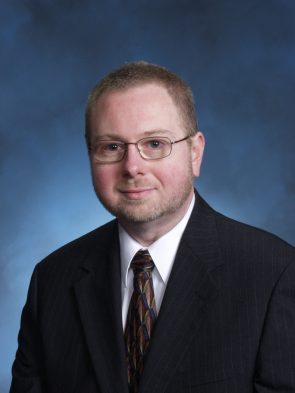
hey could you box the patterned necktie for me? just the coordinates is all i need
[124,249,157,393]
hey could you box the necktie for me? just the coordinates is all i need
[124,249,157,393]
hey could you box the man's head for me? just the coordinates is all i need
[85,61,199,148]
[86,62,205,239]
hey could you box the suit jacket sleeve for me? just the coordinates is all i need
[10,265,46,393]
[254,260,295,391]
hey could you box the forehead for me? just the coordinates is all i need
[89,83,185,137]
[96,83,177,114]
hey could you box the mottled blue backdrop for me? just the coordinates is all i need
[1,0,295,391]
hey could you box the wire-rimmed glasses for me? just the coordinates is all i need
[89,135,191,163]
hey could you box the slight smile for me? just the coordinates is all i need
[119,188,156,200]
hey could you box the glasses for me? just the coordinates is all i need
[89,135,191,163]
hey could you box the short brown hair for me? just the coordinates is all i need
[85,61,199,146]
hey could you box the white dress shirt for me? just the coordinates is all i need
[120,194,195,329]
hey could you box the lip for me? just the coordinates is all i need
[119,188,155,200]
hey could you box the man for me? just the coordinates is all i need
[10,62,295,393]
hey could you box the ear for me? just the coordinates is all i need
[190,132,205,177]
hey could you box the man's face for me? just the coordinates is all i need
[88,83,204,229]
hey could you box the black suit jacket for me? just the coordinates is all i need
[10,192,295,393]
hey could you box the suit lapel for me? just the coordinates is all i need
[140,193,224,393]
[73,223,129,393]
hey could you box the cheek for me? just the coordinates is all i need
[155,162,190,187]
[91,166,116,192]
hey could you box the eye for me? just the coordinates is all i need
[98,141,124,153]
[145,139,166,149]
[103,142,120,151]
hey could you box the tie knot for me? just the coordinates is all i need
[131,249,154,274]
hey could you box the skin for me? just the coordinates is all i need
[88,83,205,246]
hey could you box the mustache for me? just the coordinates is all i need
[118,181,155,191]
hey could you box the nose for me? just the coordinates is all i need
[121,143,145,177]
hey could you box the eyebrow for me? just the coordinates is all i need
[142,129,174,137]
[92,129,175,141]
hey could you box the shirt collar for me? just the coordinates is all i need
[119,194,195,287]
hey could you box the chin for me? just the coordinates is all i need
[117,209,160,224]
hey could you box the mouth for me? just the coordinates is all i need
[119,187,155,200]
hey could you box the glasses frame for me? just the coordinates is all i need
[89,135,191,163]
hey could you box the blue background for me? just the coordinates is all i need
[1,0,295,391]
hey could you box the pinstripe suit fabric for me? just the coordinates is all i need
[10,191,295,393]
